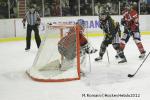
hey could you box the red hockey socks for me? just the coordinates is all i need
[136,42,145,54]
[120,42,125,51]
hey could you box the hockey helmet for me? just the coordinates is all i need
[76,19,86,28]
[99,9,110,21]
[124,3,131,10]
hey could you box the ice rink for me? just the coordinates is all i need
[0,35,150,100]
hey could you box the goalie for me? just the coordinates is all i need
[57,19,97,72]
[58,19,97,60]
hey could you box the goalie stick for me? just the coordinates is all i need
[128,52,150,78]
[85,28,92,73]
[102,30,110,64]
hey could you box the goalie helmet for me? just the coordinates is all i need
[76,19,86,28]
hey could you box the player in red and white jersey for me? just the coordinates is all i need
[120,4,146,58]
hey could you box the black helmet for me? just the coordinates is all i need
[99,9,110,21]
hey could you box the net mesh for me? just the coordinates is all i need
[27,24,81,82]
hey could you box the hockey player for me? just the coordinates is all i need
[120,4,146,58]
[58,19,97,60]
[95,10,127,63]
[58,19,97,72]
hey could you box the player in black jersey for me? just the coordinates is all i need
[95,9,127,63]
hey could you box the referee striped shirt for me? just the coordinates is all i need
[23,10,40,26]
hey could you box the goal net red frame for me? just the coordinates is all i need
[26,23,82,82]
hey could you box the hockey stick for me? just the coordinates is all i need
[102,31,110,64]
[106,50,110,64]
[85,29,92,73]
[128,52,150,78]
[88,52,92,73]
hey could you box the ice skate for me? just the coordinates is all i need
[139,51,146,59]
[115,54,119,59]
[25,48,30,52]
[95,56,103,61]
[118,58,127,63]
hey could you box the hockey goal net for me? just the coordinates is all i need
[26,23,81,82]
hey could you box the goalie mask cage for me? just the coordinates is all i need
[26,24,81,82]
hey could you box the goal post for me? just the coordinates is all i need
[26,23,82,82]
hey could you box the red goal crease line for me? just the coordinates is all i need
[26,71,80,82]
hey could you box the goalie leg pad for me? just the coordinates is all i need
[58,33,76,60]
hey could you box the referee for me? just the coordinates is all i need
[22,4,41,51]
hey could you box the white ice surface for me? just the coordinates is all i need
[0,36,150,100]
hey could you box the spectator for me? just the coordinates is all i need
[140,1,147,14]
[146,4,150,14]
[95,2,101,15]
[0,2,8,18]
[69,0,78,16]
[10,0,17,18]
[80,0,92,15]
[51,2,60,16]
[44,4,50,16]
[61,0,70,16]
